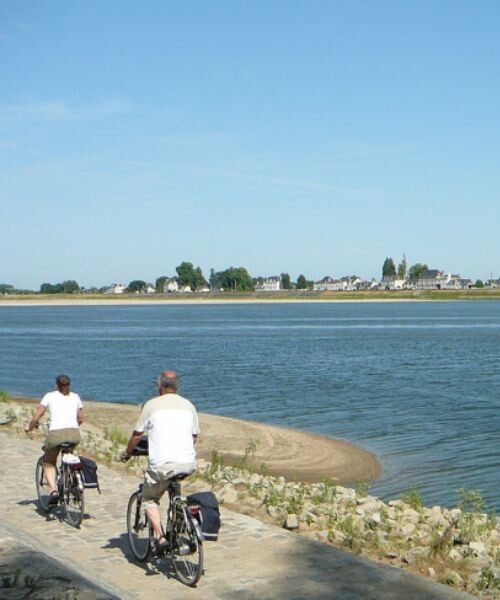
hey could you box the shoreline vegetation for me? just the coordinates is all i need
[1,395,498,597]
[1,288,500,305]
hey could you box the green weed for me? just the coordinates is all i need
[356,480,370,497]
[478,566,500,591]
[457,487,486,541]
[104,427,128,445]
[2,569,21,588]
[401,489,424,511]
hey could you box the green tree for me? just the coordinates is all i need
[296,274,308,289]
[0,284,15,294]
[127,280,147,293]
[155,276,168,293]
[382,257,396,277]
[61,280,80,294]
[218,267,253,291]
[281,273,292,290]
[397,254,407,279]
[175,262,207,291]
[475,279,484,288]
[40,282,62,294]
[209,268,223,291]
[408,263,428,280]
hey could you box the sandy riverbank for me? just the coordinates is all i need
[14,397,380,484]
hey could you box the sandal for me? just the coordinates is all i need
[48,491,59,506]
[153,537,169,554]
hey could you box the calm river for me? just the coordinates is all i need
[1,300,498,510]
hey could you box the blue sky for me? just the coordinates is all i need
[1,1,499,289]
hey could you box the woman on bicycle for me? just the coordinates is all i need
[26,374,84,504]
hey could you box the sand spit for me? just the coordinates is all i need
[13,396,380,484]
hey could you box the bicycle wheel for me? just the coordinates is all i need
[127,491,151,561]
[62,469,84,528]
[35,457,51,511]
[171,510,203,587]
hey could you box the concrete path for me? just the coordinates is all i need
[0,430,476,599]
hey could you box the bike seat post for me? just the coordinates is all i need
[171,481,181,498]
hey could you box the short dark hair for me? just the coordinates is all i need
[56,374,71,386]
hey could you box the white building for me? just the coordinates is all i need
[313,277,344,291]
[413,270,450,290]
[485,279,500,289]
[255,276,282,292]
[443,275,472,290]
[163,278,179,293]
[105,283,127,295]
[380,276,407,291]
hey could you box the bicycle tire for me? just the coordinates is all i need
[62,468,84,528]
[35,456,51,512]
[170,509,203,587]
[127,491,151,561]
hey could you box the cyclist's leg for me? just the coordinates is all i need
[142,468,169,542]
[44,428,81,495]
[144,463,195,543]
[42,440,59,495]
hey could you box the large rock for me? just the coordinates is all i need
[284,514,299,530]
[218,486,238,504]
[402,546,428,566]
[469,541,487,557]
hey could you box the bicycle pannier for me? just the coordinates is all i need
[79,456,101,493]
[187,491,220,541]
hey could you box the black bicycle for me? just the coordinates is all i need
[126,455,204,586]
[35,442,85,528]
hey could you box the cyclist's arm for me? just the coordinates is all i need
[122,430,144,460]
[77,407,84,426]
[26,404,46,432]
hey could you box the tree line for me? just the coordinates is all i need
[0,261,314,295]
[0,257,487,295]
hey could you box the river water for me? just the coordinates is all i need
[1,300,498,510]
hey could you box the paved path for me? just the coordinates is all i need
[0,430,476,599]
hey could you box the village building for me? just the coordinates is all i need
[254,276,282,292]
[313,277,344,291]
[104,283,127,295]
[380,276,407,291]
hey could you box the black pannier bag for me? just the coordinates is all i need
[79,456,101,493]
[187,491,220,541]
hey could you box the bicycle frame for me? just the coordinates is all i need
[36,443,85,527]
[127,477,204,586]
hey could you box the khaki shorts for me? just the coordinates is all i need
[142,462,195,507]
[43,428,80,465]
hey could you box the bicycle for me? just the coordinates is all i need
[126,458,204,587]
[35,442,85,528]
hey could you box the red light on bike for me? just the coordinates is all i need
[189,506,201,515]
[70,463,82,471]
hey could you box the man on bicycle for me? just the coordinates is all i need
[121,370,200,553]
[26,374,84,504]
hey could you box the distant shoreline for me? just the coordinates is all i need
[1,288,499,306]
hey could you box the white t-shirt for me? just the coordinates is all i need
[135,393,200,469]
[40,390,82,431]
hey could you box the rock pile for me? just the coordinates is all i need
[199,460,499,598]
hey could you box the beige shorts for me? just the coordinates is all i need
[142,462,195,507]
[43,428,80,466]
